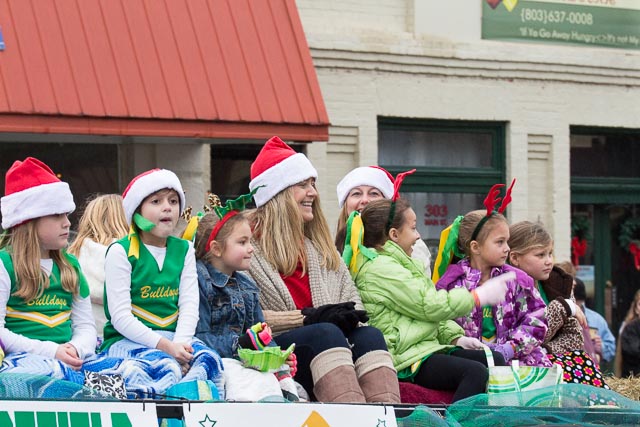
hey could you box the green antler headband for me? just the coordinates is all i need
[204,187,262,252]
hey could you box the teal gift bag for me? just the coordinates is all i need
[484,346,562,406]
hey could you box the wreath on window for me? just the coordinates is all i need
[619,217,640,271]
[571,215,590,266]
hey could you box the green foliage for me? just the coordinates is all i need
[619,217,640,252]
[571,215,591,240]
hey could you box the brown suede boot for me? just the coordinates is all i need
[310,347,366,403]
[355,350,401,403]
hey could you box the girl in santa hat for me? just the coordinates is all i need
[246,136,400,403]
[335,166,432,277]
[0,157,96,384]
[87,168,224,398]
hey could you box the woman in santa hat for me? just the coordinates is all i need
[247,136,400,403]
[0,157,96,384]
[335,166,431,277]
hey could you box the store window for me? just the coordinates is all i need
[570,127,640,329]
[0,142,119,229]
[210,142,308,202]
[378,118,506,263]
[571,133,640,179]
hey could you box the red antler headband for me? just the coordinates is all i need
[470,179,516,241]
[386,169,416,231]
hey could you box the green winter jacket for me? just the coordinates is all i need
[352,240,475,371]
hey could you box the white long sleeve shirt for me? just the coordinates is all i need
[104,241,199,349]
[0,258,96,359]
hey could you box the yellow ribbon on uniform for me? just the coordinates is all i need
[181,216,200,242]
[348,214,365,274]
[127,224,140,259]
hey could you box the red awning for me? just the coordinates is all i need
[0,0,328,142]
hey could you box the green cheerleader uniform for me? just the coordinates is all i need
[101,235,188,351]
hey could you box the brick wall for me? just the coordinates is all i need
[295,0,640,262]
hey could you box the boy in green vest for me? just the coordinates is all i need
[89,168,223,398]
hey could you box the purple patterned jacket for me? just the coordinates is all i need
[436,259,551,367]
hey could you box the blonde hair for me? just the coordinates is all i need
[508,221,553,257]
[68,194,129,256]
[457,209,508,257]
[251,187,340,276]
[194,211,249,262]
[0,221,79,302]
[555,260,576,278]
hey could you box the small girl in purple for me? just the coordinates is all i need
[434,181,551,367]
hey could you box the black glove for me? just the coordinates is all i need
[302,302,368,336]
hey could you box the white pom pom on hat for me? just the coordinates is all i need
[1,157,75,229]
[249,136,317,207]
[122,168,185,225]
[336,166,394,208]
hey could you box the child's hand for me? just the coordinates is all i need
[592,334,603,355]
[238,322,273,350]
[574,305,588,328]
[180,362,190,376]
[472,272,515,306]
[285,352,297,377]
[55,343,83,370]
[157,338,194,364]
[452,336,484,350]
[261,323,272,340]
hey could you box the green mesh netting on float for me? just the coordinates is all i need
[0,373,117,400]
[446,383,640,427]
[396,405,449,427]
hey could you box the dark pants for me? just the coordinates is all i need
[411,348,505,402]
[276,323,387,399]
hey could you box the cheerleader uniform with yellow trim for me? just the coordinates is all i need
[0,249,95,383]
[90,234,223,398]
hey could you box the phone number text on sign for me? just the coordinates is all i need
[520,8,594,25]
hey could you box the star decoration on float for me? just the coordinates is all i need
[199,414,217,427]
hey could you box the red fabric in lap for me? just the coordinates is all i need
[398,381,454,404]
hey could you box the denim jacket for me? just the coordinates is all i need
[195,259,265,358]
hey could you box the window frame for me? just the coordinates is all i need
[570,126,640,204]
[378,117,506,194]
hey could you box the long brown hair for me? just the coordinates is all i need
[68,194,129,256]
[1,221,79,302]
[250,186,340,276]
[361,198,411,250]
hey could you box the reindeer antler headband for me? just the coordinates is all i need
[386,168,417,232]
[470,179,516,241]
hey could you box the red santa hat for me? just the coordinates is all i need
[1,157,76,229]
[336,166,394,208]
[122,168,185,225]
[249,136,317,207]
